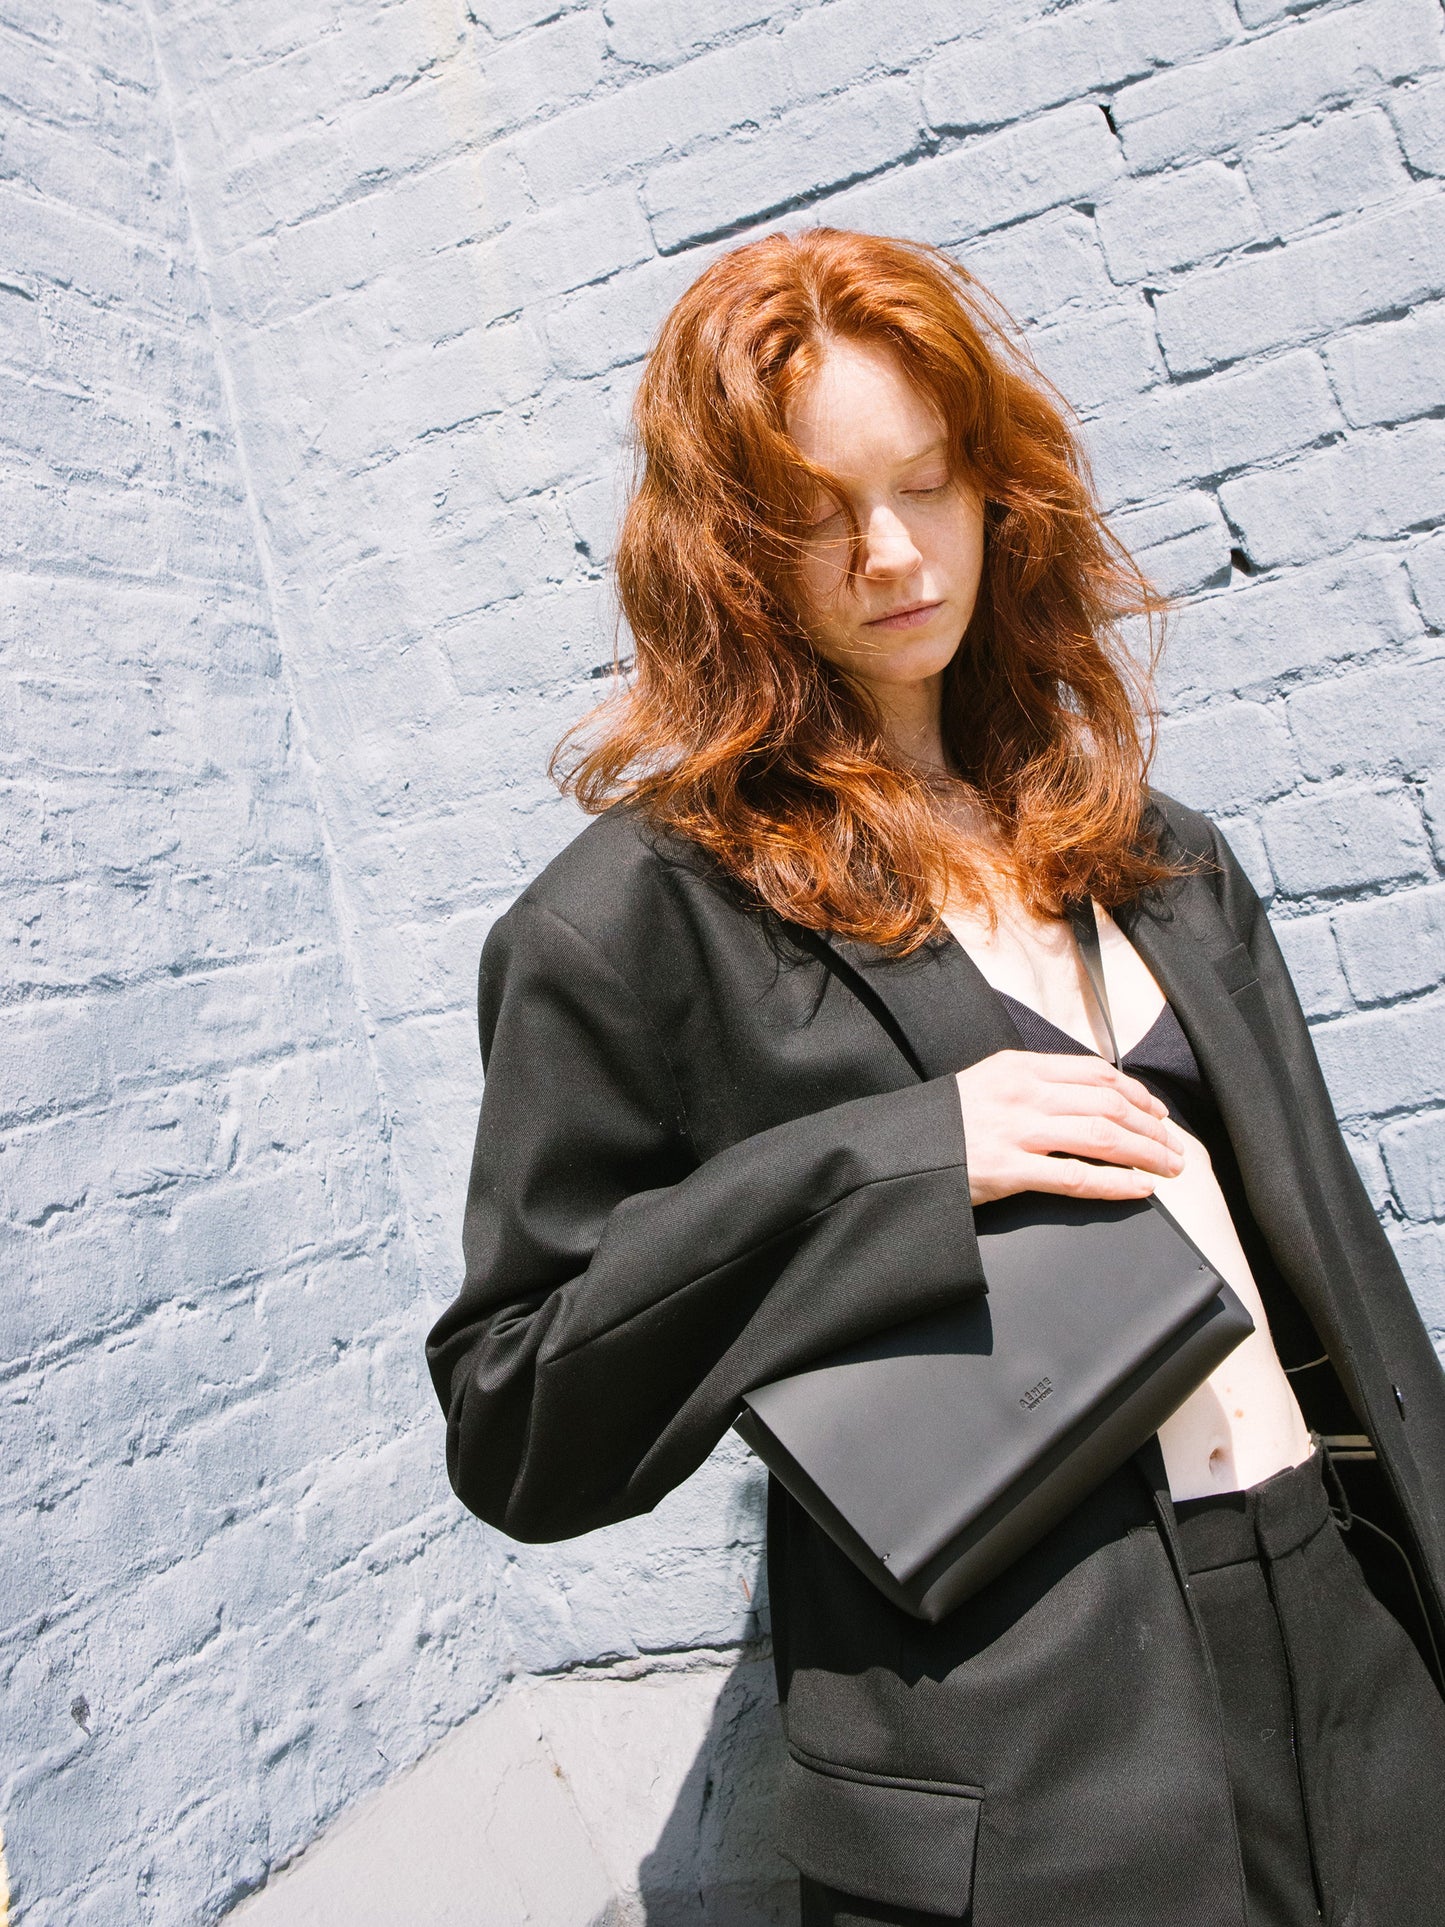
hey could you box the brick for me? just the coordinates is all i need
[0,103,186,242]
[1333,882,1445,1003]
[0,1087,218,1230]
[544,249,705,379]
[773,0,1003,99]
[1159,552,1420,705]
[603,0,790,70]
[473,0,584,34]
[1392,1223,1445,1332]
[921,0,1235,132]
[1313,989,1445,1119]
[1244,107,1408,237]
[1427,769,1445,864]
[170,3,464,151]
[1345,1128,1394,1215]
[1218,419,1445,568]
[0,471,262,588]
[563,468,622,567]
[1212,810,1274,898]
[5,996,111,1124]
[1380,1108,1445,1219]
[1324,302,1445,426]
[484,379,626,502]
[0,180,200,321]
[1154,190,1445,374]
[0,0,157,82]
[818,100,1124,249]
[446,570,616,701]
[513,29,791,207]
[961,209,1112,323]
[472,182,656,319]
[0,21,102,125]
[213,146,528,330]
[1389,70,1445,173]
[1112,0,1444,172]
[1286,651,1445,779]
[1260,782,1432,897]
[1407,533,1445,626]
[1154,700,1299,811]
[1236,0,1339,23]
[1096,160,1260,281]
[9,284,222,415]
[101,953,348,1090]
[1272,910,1351,1018]
[643,78,922,253]
[5,865,332,993]
[198,63,492,254]
[1110,491,1232,596]
[1027,300,1163,410]
[1085,348,1340,508]
[474,9,611,140]
[0,573,275,681]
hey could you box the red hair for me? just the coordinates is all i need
[554,227,1178,949]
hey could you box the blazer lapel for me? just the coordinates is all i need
[1117,887,1360,1376]
[815,929,1022,1083]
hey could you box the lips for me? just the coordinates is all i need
[863,599,942,629]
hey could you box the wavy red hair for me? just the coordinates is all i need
[554,226,1178,949]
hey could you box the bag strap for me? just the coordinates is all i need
[1066,897,1121,1069]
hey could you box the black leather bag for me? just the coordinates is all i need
[734,902,1255,1623]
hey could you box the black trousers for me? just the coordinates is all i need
[800,1451,1445,1927]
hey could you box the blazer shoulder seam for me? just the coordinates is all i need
[513,896,702,1159]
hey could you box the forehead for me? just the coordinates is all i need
[784,337,946,472]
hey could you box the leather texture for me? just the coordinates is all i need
[739,1194,1253,1619]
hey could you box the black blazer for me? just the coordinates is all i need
[426,791,1445,1925]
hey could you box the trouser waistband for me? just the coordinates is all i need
[1171,1446,1332,1575]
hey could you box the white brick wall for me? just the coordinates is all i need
[3,0,1444,1919]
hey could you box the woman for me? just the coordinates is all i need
[426,229,1445,1926]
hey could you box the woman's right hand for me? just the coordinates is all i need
[955,1050,1187,1207]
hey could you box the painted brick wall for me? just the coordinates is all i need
[0,4,466,1922]
[2,0,1443,1920]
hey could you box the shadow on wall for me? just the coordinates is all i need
[634,1642,795,1927]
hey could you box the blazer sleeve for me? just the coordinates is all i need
[425,896,984,1543]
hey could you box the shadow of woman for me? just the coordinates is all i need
[634,1623,796,1925]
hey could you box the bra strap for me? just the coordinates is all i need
[1066,897,1121,1069]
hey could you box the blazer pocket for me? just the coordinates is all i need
[777,1744,983,1916]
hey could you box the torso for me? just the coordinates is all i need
[941,890,1315,1503]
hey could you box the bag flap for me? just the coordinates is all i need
[743,1194,1223,1583]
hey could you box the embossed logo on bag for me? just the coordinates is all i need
[1019,1376,1054,1411]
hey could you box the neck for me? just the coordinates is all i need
[869,670,949,774]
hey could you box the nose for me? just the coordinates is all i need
[862,504,922,579]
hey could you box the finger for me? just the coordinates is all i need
[1009,1154,1158,1201]
[1028,1078,1184,1153]
[1015,1052,1169,1118]
[1023,1113,1185,1177]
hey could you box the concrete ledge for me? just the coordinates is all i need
[228,1648,793,1925]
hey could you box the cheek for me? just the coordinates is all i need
[794,547,850,630]
[941,495,986,582]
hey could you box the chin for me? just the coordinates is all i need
[857,627,963,684]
